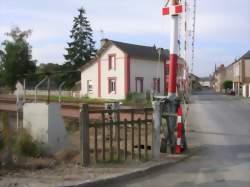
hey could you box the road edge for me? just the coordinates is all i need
[61,149,198,187]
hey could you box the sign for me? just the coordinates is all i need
[14,81,24,110]
[162,5,183,16]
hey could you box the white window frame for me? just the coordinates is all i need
[87,80,93,94]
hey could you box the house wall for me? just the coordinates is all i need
[233,60,242,83]
[214,69,226,92]
[244,59,250,82]
[80,62,98,98]
[100,45,126,100]
[225,64,234,81]
[130,58,165,95]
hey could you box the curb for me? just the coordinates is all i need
[60,150,198,187]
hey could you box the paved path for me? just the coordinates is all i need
[114,90,250,187]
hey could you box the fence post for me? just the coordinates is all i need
[80,104,90,167]
[152,101,161,159]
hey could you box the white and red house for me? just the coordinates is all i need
[80,39,185,100]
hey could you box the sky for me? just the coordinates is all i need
[0,0,249,77]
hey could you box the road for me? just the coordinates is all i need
[114,90,250,187]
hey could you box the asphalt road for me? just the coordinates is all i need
[114,90,250,187]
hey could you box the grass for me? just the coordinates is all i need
[26,94,152,107]
[13,128,47,158]
[27,95,116,105]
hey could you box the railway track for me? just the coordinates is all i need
[0,95,102,119]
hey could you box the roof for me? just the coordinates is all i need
[80,39,171,71]
[239,50,250,60]
[98,39,169,61]
[189,73,200,80]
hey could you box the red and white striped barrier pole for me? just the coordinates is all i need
[163,0,183,99]
[176,105,183,154]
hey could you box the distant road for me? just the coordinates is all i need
[112,90,250,187]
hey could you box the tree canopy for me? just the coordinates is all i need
[0,27,36,90]
[223,80,233,90]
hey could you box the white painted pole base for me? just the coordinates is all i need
[152,101,162,159]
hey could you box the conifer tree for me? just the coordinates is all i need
[64,7,96,88]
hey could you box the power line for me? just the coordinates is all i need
[191,0,197,74]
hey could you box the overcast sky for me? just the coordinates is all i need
[0,0,249,77]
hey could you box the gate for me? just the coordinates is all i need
[79,104,153,166]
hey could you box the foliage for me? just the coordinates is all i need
[0,134,3,151]
[35,63,64,88]
[145,90,151,104]
[0,27,36,90]
[223,80,233,90]
[13,128,46,157]
[125,92,146,104]
[0,113,7,151]
[64,119,79,133]
[2,112,10,147]
[63,7,96,88]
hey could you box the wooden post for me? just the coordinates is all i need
[109,118,114,161]
[131,110,135,159]
[94,124,98,162]
[117,111,121,161]
[152,101,161,159]
[102,112,106,161]
[145,109,148,159]
[138,118,142,160]
[80,104,90,167]
[124,119,128,160]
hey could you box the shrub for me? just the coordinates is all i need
[2,112,10,146]
[145,90,151,104]
[223,80,233,90]
[125,92,145,104]
[13,128,46,157]
[0,131,3,151]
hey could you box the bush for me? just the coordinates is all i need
[145,90,151,104]
[223,80,233,90]
[13,128,46,157]
[125,92,145,104]
[0,131,3,151]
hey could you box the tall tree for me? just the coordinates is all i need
[0,49,4,87]
[64,7,96,88]
[0,27,36,90]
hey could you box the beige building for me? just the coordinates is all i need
[213,50,250,95]
[232,50,250,95]
[213,64,227,92]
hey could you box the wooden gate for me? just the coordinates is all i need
[79,104,153,166]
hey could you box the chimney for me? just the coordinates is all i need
[157,48,166,61]
[101,38,108,48]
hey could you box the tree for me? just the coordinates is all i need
[0,27,36,90]
[0,50,4,87]
[64,7,96,88]
[36,63,63,88]
[223,80,233,90]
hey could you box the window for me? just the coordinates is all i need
[135,77,144,93]
[108,54,116,70]
[108,78,116,94]
[153,78,160,93]
[87,80,93,93]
